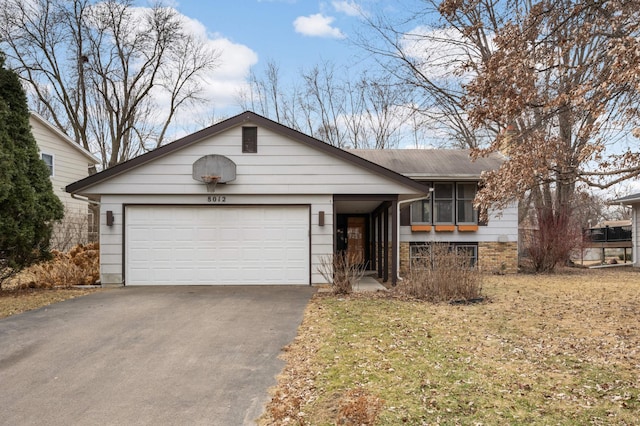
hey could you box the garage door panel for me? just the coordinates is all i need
[125,206,310,285]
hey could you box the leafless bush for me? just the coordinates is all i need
[525,207,584,272]
[51,208,96,252]
[14,243,100,289]
[397,243,482,303]
[317,253,366,295]
[0,262,16,291]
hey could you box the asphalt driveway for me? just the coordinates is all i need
[0,285,315,425]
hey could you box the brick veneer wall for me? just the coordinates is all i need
[398,241,518,275]
[400,242,410,275]
[478,242,518,273]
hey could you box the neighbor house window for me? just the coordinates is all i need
[41,153,54,176]
[457,183,478,224]
[433,183,454,224]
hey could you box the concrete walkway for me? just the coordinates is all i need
[354,274,388,292]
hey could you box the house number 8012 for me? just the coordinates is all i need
[207,195,226,203]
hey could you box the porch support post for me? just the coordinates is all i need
[391,198,398,287]
[383,203,389,283]
[333,196,337,257]
[370,213,377,271]
[377,210,383,279]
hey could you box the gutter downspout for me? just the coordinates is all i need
[396,189,434,281]
[70,193,100,206]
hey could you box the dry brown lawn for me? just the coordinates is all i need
[0,287,97,319]
[260,267,640,425]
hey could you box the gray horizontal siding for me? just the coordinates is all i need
[81,127,422,196]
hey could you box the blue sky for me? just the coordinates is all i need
[175,0,366,72]
[142,0,409,121]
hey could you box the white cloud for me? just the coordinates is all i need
[293,13,345,39]
[147,11,258,136]
[332,1,363,17]
[401,26,493,81]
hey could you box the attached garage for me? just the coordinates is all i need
[125,205,310,285]
[66,111,428,286]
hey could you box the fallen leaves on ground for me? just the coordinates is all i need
[259,268,640,425]
[0,288,98,319]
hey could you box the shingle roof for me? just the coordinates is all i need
[611,192,640,205]
[348,149,504,180]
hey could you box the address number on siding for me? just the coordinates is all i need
[207,195,226,203]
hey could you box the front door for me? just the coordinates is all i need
[336,215,369,267]
[347,217,366,264]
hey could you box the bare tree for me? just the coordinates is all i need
[0,0,219,169]
[354,1,500,148]
[238,60,413,149]
[440,0,640,270]
[238,59,302,129]
[357,0,640,270]
[359,77,411,149]
[302,62,350,148]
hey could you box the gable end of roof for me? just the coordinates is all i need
[66,111,429,194]
[30,112,99,164]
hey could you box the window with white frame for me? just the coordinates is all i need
[41,153,54,176]
[409,243,431,269]
[455,244,478,268]
[457,183,478,224]
[410,242,478,270]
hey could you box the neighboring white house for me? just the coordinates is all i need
[30,112,100,250]
[66,111,518,287]
[612,192,640,267]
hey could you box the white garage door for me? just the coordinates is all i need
[125,205,310,285]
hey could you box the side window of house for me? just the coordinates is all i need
[457,183,477,224]
[410,242,478,269]
[409,243,430,269]
[41,153,54,176]
[456,244,478,268]
[433,183,454,224]
[242,126,258,153]
[410,184,432,223]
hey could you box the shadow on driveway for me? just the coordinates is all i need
[0,285,315,425]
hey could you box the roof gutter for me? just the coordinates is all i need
[70,193,100,206]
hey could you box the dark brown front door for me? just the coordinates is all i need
[346,217,366,264]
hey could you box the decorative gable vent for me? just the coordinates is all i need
[192,155,236,192]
